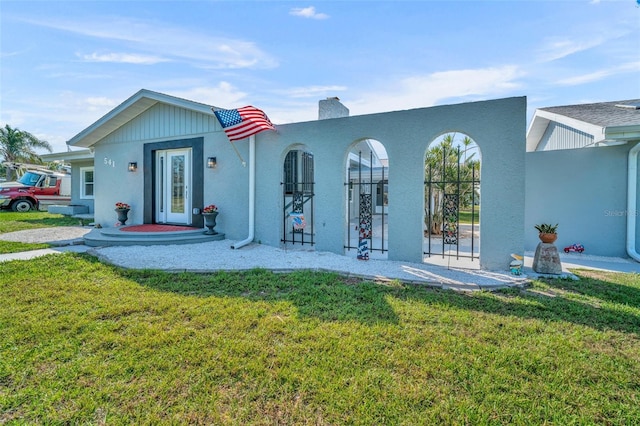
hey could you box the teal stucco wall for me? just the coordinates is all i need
[91,96,527,271]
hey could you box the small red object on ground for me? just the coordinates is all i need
[564,244,584,253]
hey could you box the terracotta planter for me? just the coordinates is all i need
[539,232,557,244]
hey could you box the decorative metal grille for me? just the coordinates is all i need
[443,194,459,245]
[424,145,480,260]
[359,194,372,239]
[282,150,314,246]
[344,150,388,255]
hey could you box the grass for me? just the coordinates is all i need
[459,208,480,224]
[0,211,81,254]
[0,240,50,254]
[1,253,639,424]
[0,210,81,233]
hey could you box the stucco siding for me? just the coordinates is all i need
[249,96,526,270]
[70,160,95,213]
[525,144,633,257]
[627,152,640,252]
[90,96,526,271]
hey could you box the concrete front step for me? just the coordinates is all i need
[83,227,225,247]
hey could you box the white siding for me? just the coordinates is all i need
[537,122,594,151]
[101,103,218,144]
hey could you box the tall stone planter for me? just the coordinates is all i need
[203,212,219,235]
[532,242,562,274]
[115,208,130,225]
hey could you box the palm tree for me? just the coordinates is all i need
[0,125,53,180]
[462,135,473,162]
[424,133,480,235]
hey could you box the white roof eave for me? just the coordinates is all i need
[66,89,216,148]
[526,109,606,151]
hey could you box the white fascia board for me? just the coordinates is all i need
[66,89,154,148]
[605,125,640,142]
[41,149,94,162]
[528,109,606,150]
[66,89,217,148]
[525,114,550,151]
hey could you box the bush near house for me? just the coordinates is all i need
[1,254,639,424]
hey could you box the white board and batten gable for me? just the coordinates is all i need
[526,99,640,152]
[67,89,220,148]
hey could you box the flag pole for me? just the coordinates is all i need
[228,140,246,167]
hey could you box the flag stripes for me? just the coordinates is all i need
[213,106,276,142]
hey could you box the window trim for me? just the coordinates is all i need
[80,166,94,199]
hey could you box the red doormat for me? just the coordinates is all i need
[121,224,197,232]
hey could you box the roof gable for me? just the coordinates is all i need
[540,99,640,127]
[527,99,640,151]
[67,89,219,148]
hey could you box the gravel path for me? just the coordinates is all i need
[7,226,638,290]
[92,239,529,290]
[0,226,91,245]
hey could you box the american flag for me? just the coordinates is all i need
[213,106,276,142]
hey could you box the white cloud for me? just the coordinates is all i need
[556,61,640,86]
[290,6,329,20]
[22,16,278,70]
[79,52,169,65]
[348,65,524,115]
[536,27,631,63]
[537,37,607,62]
[282,85,348,98]
[84,96,119,109]
[173,82,249,108]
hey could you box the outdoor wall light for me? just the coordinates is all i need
[207,157,217,168]
[128,162,137,172]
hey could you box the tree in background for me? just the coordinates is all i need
[0,125,53,180]
[425,133,480,235]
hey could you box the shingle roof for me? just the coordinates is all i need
[540,99,640,127]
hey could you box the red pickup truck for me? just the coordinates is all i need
[0,168,71,212]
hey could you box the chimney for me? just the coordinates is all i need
[319,97,349,120]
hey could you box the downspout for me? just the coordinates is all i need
[626,142,640,262]
[231,135,255,249]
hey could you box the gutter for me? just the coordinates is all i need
[626,142,640,262]
[231,134,256,249]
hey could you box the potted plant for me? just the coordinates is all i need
[534,223,558,244]
[202,204,219,235]
[115,202,131,225]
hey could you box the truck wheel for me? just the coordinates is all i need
[12,199,33,212]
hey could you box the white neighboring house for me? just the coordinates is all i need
[525,99,640,261]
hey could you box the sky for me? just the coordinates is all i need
[1,0,639,154]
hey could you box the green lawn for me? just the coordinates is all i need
[459,208,480,224]
[1,253,639,424]
[0,211,80,254]
[0,240,50,254]
[0,211,81,233]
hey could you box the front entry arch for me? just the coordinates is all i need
[281,146,315,246]
[344,139,389,260]
[423,132,481,265]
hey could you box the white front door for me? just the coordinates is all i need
[156,148,192,225]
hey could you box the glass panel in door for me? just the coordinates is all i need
[156,149,191,224]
